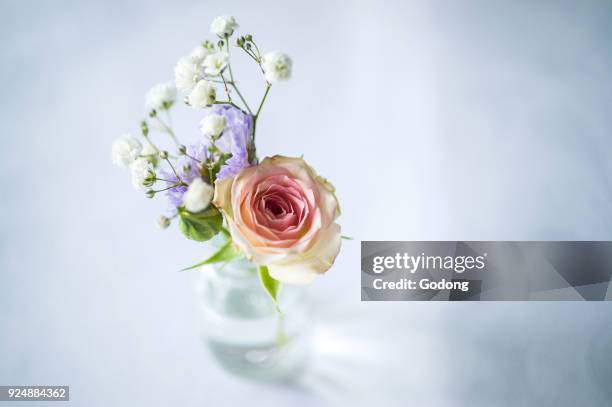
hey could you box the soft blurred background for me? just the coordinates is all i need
[1,0,612,405]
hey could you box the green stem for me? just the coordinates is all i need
[154,177,176,183]
[241,47,259,63]
[214,100,245,112]
[206,78,234,84]
[250,39,263,60]
[248,83,271,161]
[165,109,173,128]
[152,183,182,193]
[249,90,265,161]
[164,157,184,184]
[249,40,266,76]
[219,72,232,103]
[239,44,265,76]
[224,35,253,115]
[184,153,201,163]
[224,35,236,83]
[155,115,179,146]
[255,84,271,118]
[206,138,218,184]
[229,83,253,115]
[142,134,160,154]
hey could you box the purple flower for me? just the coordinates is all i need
[204,104,254,180]
[160,144,208,212]
[160,105,254,213]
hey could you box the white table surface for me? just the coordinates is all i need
[1,0,611,405]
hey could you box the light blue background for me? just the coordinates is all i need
[1,0,611,405]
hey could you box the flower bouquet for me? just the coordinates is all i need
[112,15,343,374]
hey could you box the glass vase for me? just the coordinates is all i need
[195,259,311,380]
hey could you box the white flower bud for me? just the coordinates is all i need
[112,134,142,168]
[143,169,156,188]
[203,52,228,76]
[188,80,216,108]
[130,158,153,190]
[174,56,201,91]
[261,52,292,83]
[200,114,227,138]
[145,82,176,112]
[210,15,239,37]
[183,178,214,213]
[156,215,171,229]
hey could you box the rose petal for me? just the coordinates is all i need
[268,223,342,284]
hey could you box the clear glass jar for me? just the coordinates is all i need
[195,259,311,380]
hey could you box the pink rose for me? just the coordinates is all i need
[213,156,341,284]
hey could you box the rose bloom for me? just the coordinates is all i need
[213,156,341,284]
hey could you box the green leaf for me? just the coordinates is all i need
[220,227,230,239]
[178,206,223,242]
[180,240,243,271]
[341,235,354,240]
[258,265,281,310]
